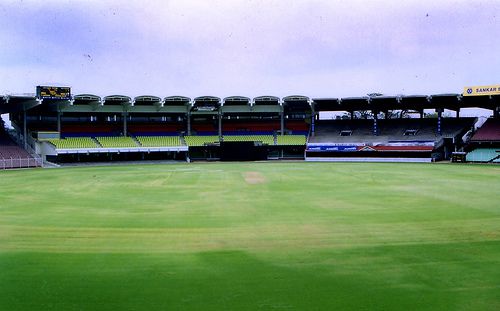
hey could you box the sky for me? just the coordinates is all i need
[0,0,499,100]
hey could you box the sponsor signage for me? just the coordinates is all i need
[307,145,358,152]
[463,84,500,96]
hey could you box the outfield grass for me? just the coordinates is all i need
[0,162,499,310]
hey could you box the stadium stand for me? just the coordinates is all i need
[466,148,500,162]
[62,123,121,137]
[136,136,183,147]
[470,118,500,142]
[465,118,500,163]
[184,135,220,147]
[48,137,99,149]
[2,89,498,164]
[276,135,307,146]
[0,125,41,168]
[223,135,274,145]
[128,123,184,136]
[96,136,139,148]
[222,120,280,135]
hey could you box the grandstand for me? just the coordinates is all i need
[0,88,499,166]
[465,118,500,162]
[0,120,41,168]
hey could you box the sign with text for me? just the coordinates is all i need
[463,84,500,96]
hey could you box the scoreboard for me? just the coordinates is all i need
[36,86,71,100]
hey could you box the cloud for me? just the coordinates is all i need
[0,0,499,97]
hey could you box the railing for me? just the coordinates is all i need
[0,157,43,170]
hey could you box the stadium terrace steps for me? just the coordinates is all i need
[276,135,307,145]
[136,136,183,147]
[45,134,307,149]
[184,135,219,147]
[49,137,100,149]
[310,118,474,144]
[223,135,275,145]
[466,148,500,162]
[471,118,500,141]
[1,131,41,168]
[96,136,139,148]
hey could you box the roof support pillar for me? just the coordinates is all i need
[57,111,61,133]
[123,112,128,136]
[456,108,460,118]
[310,101,315,137]
[218,113,222,138]
[23,109,27,149]
[373,111,378,136]
[280,102,284,136]
[187,111,191,136]
[436,108,443,136]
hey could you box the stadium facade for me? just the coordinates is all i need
[1,89,499,168]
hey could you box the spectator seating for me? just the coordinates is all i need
[471,119,500,142]
[286,120,309,134]
[128,123,184,136]
[276,135,307,146]
[191,123,217,135]
[97,136,139,148]
[466,148,500,162]
[184,135,220,146]
[222,121,280,134]
[223,135,274,145]
[48,137,99,149]
[136,136,183,147]
[0,131,40,168]
[62,123,121,137]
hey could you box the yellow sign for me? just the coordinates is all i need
[463,84,500,96]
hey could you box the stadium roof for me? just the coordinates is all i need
[223,96,251,106]
[339,97,371,111]
[282,95,310,102]
[133,96,161,107]
[253,96,280,105]
[134,95,161,102]
[103,95,132,105]
[163,96,191,106]
[460,94,499,110]
[1,94,40,113]
[194,96,220,103]
[398,95,430,110]
[1,92,499,114]
[73,94,101,101]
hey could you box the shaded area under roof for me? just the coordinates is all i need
[339,97,370,111]
[312,98,339,111]
[460,94,499,110]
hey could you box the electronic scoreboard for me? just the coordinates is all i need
[36,86,71,100]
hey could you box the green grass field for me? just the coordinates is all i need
[0,162,499,310]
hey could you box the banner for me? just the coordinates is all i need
[463,84,500,96]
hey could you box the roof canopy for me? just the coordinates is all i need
[133,95,161,106]
[163,96,191,106]
[223,96,251,106]
[253,96,280,105]
[103,95,131,105]
[73,94,101,102]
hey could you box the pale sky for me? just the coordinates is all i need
[0,0,499,99]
